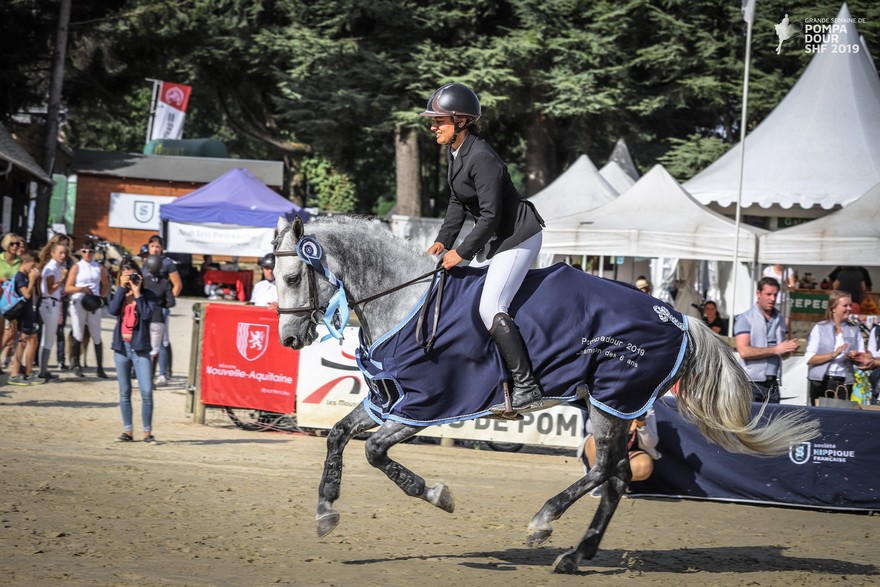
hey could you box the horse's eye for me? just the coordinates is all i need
[286,274,301,287]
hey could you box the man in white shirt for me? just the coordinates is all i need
[250,253,278,310]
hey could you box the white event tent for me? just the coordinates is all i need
[685,3,880,212]
[541,165,765,262]
[759,181,880,265]
[527,154,618,225]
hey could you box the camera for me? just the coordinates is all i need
[129,273,141,286]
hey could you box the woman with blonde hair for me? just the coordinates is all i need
[36,241,68,380]
[0,233,25,372]
[804,290,873,405]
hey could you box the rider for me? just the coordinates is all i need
[419,82,545,412]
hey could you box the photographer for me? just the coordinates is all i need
[108,258,159,443]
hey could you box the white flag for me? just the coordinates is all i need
[742,0,756,25]
[150,81,192,141]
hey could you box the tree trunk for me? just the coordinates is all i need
[395,124,421,217]
[524,114,556,197]
[33,0,72,249]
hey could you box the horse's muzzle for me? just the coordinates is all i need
[283,335,304,350]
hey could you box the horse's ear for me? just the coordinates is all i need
[292,215,305,241]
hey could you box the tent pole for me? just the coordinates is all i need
[729,3,755,336]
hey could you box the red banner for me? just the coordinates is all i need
[200,304,298,413]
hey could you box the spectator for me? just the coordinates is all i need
[143,235,182,385]
[805,290,873,405]
[635,276,652,295]
[577,408,661,482]
[36,242,68,380]
[39,234,74,370]
[7,251,43,385]
[734,276,799,403]
[868,322,880,404]
[65,241,110,378]
[0,233,23,372]
[763,263,796,326]
[249,253,278,310]
[702,300,728,335]
[108,258,158,443]
[829,266,870,305]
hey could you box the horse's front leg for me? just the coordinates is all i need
[317,402,378,537]
[364,421,455,513]
[526,409,631,574]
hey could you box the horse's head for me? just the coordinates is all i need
[273,216,342,350]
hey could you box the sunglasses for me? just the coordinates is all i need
[80,248,94,253]
[9,242,23,248]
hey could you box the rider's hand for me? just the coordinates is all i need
[427,242,445,256]
[441,249,463,270]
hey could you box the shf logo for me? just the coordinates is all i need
[789,442,812,465]
[237,322,269,361]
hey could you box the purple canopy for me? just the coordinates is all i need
[159,167,308,226]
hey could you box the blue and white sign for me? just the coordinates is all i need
[109,193,176,230]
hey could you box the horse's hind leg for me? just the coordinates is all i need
[365,421,455,513]
[317,402,378,537]
[526,408,631,573]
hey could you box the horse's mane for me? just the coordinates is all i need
[285,214,435,287]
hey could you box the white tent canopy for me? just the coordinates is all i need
[541,165,765,261]
[527,154,618,225]
[685,3,880,210]
[759,181,880,265]
[599,160,637,194]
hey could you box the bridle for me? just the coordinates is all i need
[274,231,442,343]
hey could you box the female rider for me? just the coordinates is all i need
[420,82,545,412]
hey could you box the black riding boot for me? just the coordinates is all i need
[488,312,543,412]
[94,343,109,379]
[72,339,85,377]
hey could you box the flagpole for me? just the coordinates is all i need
[729,1,755,337]
[145,78,161,146]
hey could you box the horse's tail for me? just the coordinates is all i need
[675,318,820,456]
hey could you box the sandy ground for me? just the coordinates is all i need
[1,298,878,586]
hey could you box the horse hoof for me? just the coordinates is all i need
[316,511,340,538]
[552,550,580,574]
[526,527,552,547]
[427,482,455,513]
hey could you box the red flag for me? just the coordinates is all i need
[150,81,192,140]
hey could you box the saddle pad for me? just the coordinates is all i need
[359,263,688,426]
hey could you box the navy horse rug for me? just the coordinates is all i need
[357,263,689,426]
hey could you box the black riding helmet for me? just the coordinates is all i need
[146,254,164,274]
[419,83,481,128]
[259,253,275,270]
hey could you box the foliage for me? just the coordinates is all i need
[300,155,358,213]
[4,0,880,214]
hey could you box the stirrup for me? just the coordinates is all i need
[489,382,542,417]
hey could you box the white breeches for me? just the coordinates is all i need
[69,296,103,344]
[39,298,62,351]
[468,232,542,330]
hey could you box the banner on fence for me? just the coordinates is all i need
[200,304,299,414]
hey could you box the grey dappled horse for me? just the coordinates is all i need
[273,215,819,574]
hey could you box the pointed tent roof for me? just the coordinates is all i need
[685,3,880,210]
[599,160,638,193]
[759,181,880,264]
[541,165,765,261]
[527,155,618,225]
[160,167,308,227]
[606,138,639,180]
